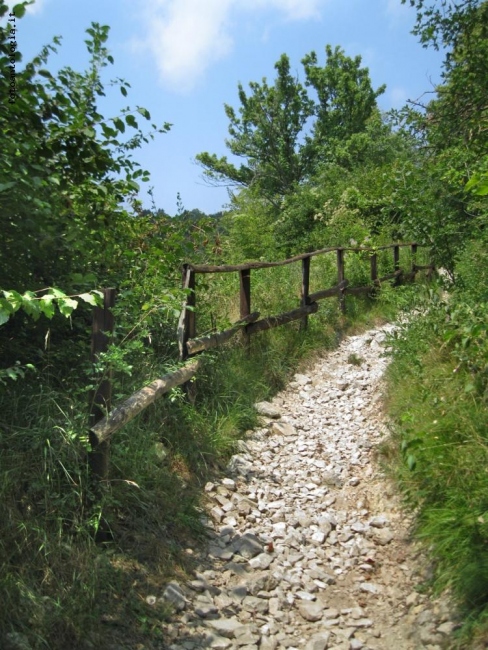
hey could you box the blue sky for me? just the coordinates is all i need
[5,0,445,215]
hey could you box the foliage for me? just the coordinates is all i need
[396,0,488,269]
[0,1,171,292]
[196,45,385,210]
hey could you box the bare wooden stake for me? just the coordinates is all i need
[411,243,418,274]
[246,303,318,335]
[91,359,201,443]
[370,253,378,283]
[89,288,116,483]
[178,265,197,360]
[337,249,346,313]
[300,256,311,330]
[239,269,251,349]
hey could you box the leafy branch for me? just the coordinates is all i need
[0,288,103,326]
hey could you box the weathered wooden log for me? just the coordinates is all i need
[90,359,201,443]
[186,312,260,354]
[187,243,421,274]
[377,269,403,283]
[309,280,349,302]
[246,302,319,335]
[346,285,374,296]
[188,248,337,273]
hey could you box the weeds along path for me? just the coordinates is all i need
[161,325,457,650]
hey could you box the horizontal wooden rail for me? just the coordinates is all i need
[186,312,260,355]
[246,302,319,335]
[187,243,420,274]
[377,269,404,283]
[309,280,349,302]
[90,359,201,443]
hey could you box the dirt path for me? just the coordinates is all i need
[160,325,458,650]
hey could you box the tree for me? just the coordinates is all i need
[302,45,386,157]
[0,3,171,292]
[196,46,385,206]
[197,54,314,204]
[398,0,488,268]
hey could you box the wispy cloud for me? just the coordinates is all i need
[26,0,47,14]
[384,0,411,25]
[389,86,409,107]
[247,0,322,21]
[138,0,326,92]
[142,0,234,93]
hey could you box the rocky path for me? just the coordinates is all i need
[161,325,458,650]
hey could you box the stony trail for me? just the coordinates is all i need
[161,325,457,650]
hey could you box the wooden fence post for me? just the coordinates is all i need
[337,248,346,313]
[180,264,196,361]
[370,252,378,283]
[411,243,418,275]
[393,245,401,286]
[300,256,311,330]
[88,288,116,484]
[239,269,251,349]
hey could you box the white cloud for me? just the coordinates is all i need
[138,0,326,93]
[389,86,409,107]
[26,0,47,14]
[246,0,322,21]
[384,0,411,25]
[142,0,233,92]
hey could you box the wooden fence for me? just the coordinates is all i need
[88,242,433,482]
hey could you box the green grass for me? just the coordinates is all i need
[0,250,427,649]
[382,287,488,648]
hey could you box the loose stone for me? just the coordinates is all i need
[161,324,458,650]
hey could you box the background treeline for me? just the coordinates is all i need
[0,0,487,648]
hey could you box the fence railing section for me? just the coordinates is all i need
[88,242,434,482]
[178,242,433,361]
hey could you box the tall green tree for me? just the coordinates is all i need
[196,46,385,207]
[302,45,386,157]
[197,54,314,204]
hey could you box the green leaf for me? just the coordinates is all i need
[0,182,16,192]
[3,290,23,312]
[49,288,67,299]
[407,454,417,471]
[113,117,125,133]
[21,292,41,320]
[39,295,55,319]
[0,308,10,326]
[137,107,151,120]
[12,3,27,18]
[58,298,78,317]
[125,114,138,129]
[120,86,128,97]
[82,126,96,139]
[79,292,98,306]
